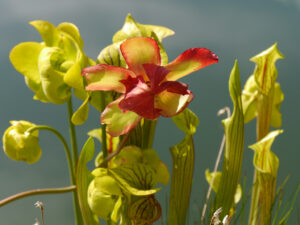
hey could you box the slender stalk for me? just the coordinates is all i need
[99,131,131,168]
[26,125,75,184]
[0,186,76,207]
[67,97,79,165]
[145,119,157,149]
[200,107,231,224]
[67,97,83,225]
[100,91,108,167]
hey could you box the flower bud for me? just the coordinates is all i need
[87,174,122,219]
[3,121,41,164]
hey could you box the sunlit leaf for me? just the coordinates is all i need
[76,137,99,225]
[242,75,258,123]
[271,82,284,128]
[172,108,199,135]
[249,130,283,224]
[72,95,89,125]
[251,43,284,95]
[205,169,242,204]
[168,135,194,225]
[214,60,244,217]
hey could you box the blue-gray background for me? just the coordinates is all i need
[0,0,299,224]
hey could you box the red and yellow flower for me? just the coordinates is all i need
[82,37,218,136]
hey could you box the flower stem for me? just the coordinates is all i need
[67,97,83,225]
[0,186,76,207]
[142,119,157,149]
[67,97,79,166]
[100,91,108,167]
[26,125,75,184]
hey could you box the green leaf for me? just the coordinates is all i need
[251,43,284,95]
[172,108,199,135]
[168,107,199,225]
[214,60,244,217]
[109,164,160,196]
[271,82,284,128]
[205,169,242,204]
[10,42,44,84]
[30,20,59,46]
[242,75,258,123]
[76,137,99,225]
[249,130,283,176]
[249,130,283,224]
[72,95,89,125]
[168,135,195,225]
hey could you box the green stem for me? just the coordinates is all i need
[0,186,76,207]
[26,125,75,184]
[142,119,157,149]
[67,97,79,166]
[67,97,83,225]
[100,92,108,167]
[248,88,275,225]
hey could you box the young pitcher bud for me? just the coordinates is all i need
[87,174,122,219]
[3,120,41,164]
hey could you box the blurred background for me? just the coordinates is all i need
[0,0,299,224]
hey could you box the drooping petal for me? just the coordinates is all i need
[101,97,141,137]
[119,80,161,120]
[157,81,189,95]
[165,48,218,81]
[155,90,194,117]
[143,64,169,91]
[82,64,135,93]
[120,37,161,78]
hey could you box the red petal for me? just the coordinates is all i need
[157,81,189,95]
[120,37,161,80]
[143,64,170,91]
[82,64,135,93]
[165,48,218,81]
[119,80,161,120]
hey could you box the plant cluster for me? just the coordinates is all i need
[1,14,298,225]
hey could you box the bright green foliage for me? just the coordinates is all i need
[242,43,284,127]
[168,108,199,225]
[213,61,244,217]
[205,169,242,204]
[250,43,284,96]
[71,96,89,125]
[3,120,41,164]
[97,14,174,66]
[9,20,90,104]
[87,145,168,224]
[249,130,283,225]
[76,137,99,225]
